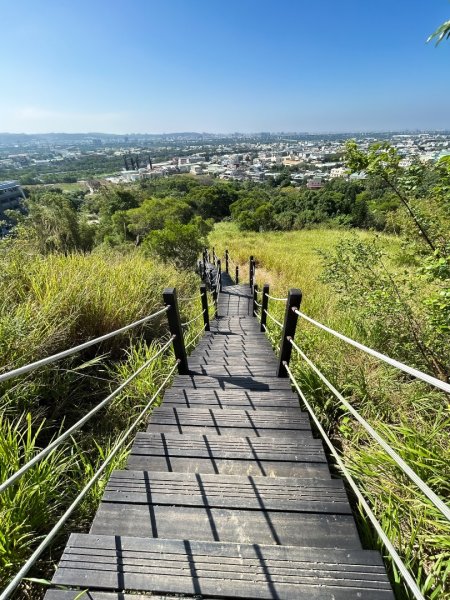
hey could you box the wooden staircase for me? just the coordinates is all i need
[46,275,394,599]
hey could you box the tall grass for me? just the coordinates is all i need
[210,222,450,600]
[0,241,203,597]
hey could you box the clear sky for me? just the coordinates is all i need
[1,0,449,133]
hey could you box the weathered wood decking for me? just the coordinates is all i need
[46,274,394,599]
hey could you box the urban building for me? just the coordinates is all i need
[0,180,25,214]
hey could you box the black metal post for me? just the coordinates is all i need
[225,249,229,274]
[212,286,218,318]
[253,284,258,317]
[200,283,210,331]
[163,288,189,374]
[217,259,222,291]
[261,283,269,332]
[277,288,302,377]
[235,265,239,284]
[249,255,254,288]
[252,258,256,281]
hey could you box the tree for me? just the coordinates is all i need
[345,141,436,251]
[144,220,209,270]
[428,19,450,45]
[126,197,193,237]
[22,193,83,254]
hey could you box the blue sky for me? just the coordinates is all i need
[1,0,449,133]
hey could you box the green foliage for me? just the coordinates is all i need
[126,197,193,237]
[320,237,449,379]
[144,218,211,270]
[0,236,201,594]
[209,223,450,598]
[20,192,95,254]
[428,19,450,45]
[186,183,238,220]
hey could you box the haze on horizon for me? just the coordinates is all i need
[1,0,449,135]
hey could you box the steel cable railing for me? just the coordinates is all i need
[264,292,287,302]
[293,309,450,396]
[181,310,206,328]
[0,335,176,495]
[287,335,450,523]
[0,360,180,600]
[0,306,170,385]
[283,362,425,600]
[186,325,207,349]
[177,294,200,305]
[263,309,283,329]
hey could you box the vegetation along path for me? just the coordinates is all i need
[45,269,393,599]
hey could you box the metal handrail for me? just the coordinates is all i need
[0,306,170,385]
[294,309,450,395]
[263,309,283,329]
[186,324,207,349]
[283,362,425,600]
[178,294,200,304]
[181,310,206,327]
[0,360,180,600]
[287,336,450,523]
[0,336,176,495]
[264,293,287,302]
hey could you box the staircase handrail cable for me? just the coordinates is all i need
[0,360,180,600]
[263,309,283,329]
[294,309,450,395]
[287,336,450,522]
[181,310,206,327]
[186,325,207,349]
[0,335,176,495]
[283,362,425,600]
[0,306,170,385]
[264,293,287,302]
[177,294,200,304]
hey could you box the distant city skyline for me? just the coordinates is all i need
[1,0,449,134]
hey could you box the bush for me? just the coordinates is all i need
[144,219,211,270]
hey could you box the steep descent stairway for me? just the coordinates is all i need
[46,274,394,599]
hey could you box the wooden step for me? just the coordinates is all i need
[50,534,394,599]
[162,388,299,410]
[91,471,359,546]
[188,365,279,377]
[102,471,351,512]
[147,407,311,437]
[172,375,293,391]
[127,432,330,478]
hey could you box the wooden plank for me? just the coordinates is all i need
[126,432,330,477]
[147,407,312,437]
[51,534,394,599]
[162,389,299,410]
[171,375,294,390]
[101,470,351,513]
[188,365,279,377]
[91,504,361,547]
[45,593,186,600]
[131,432,325,461]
